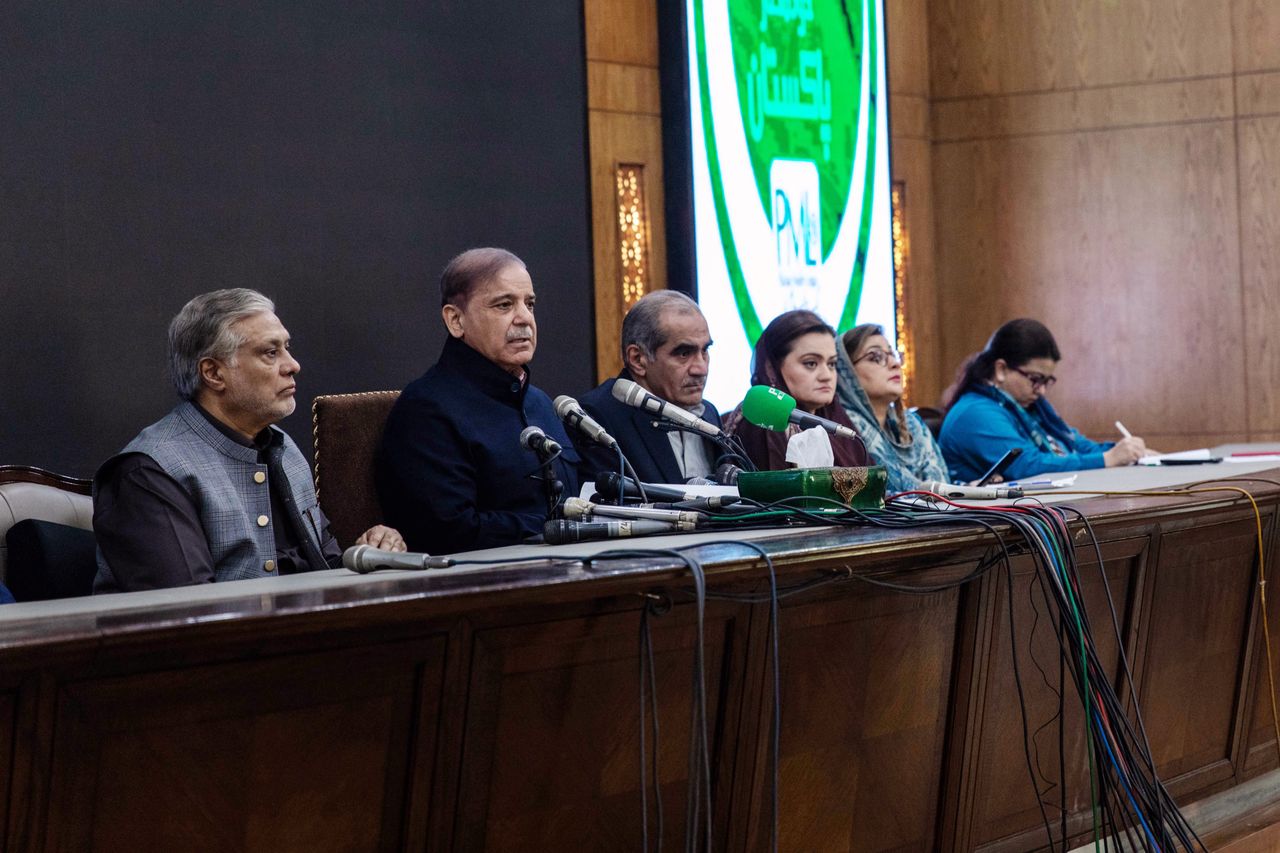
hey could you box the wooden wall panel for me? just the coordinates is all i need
[587,110,668,380]
[929,0,1232,99]
[933,77,1234,142]
[1238,71,1280,119]
[925,0,1280,448]
[587,62,663,115]
[894,136,945,407]
[1233,0,1280,73]
[585,0,659,65]
[932,120,1241,444]
[1240,116,1280,436]
[888,0,932,97]
[886,0,943,407]
[584,0,665,382]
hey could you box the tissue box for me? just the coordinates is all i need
[736,466,887,509]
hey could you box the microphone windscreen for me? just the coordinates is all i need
[342,544,370,572]
[714,462,742,486]
[595,471,625,500]
[519,425,544,450]
[742,385,796,431]
[612,378,645,407]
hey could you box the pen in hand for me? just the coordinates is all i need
[1108,420,1150,466]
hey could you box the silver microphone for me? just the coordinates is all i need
[919,481,1024,500]
[519,425,562,456]
[563,496,702,530]
[553,395,618,449]
[612,378,724,438]
[342,545,453,573]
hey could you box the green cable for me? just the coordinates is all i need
[1035,513,1101,850]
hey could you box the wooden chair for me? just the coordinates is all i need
[312,391,401,548]
[911,406,945,440]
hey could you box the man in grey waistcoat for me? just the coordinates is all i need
[93,289,404,593]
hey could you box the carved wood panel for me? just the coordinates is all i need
[0,690,12,847]
[1241,504,1280,774]
[968,538,1145,851]
[1140,519,1259,795]
[40,637,445,853]
[742,581,962,852]
[455,600,750,851]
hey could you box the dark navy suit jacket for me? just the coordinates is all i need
[574,373,724,486]
[376,336,578,554]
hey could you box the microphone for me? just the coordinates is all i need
[594,472,741,508]
[520,425,562,457]
[713,462,742,486]
[342,545,454,573]
[919,481,1025,500]
[554,395,618,449]
[612,378,724,438]
[544,518,679,544]
[563,496,702,529]
[646,498,754,514]
[742,385,860,441]
[596,471,688,503]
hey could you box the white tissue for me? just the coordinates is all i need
[784,426,835,468]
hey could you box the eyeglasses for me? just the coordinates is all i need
[853,348,902,367]
[1011,366,1057,390]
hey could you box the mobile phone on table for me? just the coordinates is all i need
[976,448,1022,486]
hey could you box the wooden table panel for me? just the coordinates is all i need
[760,582,961,852]
[1,481,1278,852]
[41,637,444,853]
[456,600,750,851]
[970,538,1145,851]
[1141,519,1259,792]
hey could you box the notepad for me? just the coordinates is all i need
[1004,475,1077,490]
[1137,449,1217,466]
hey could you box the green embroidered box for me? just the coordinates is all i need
[736,466,887,509]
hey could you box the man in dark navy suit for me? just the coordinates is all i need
[377,248,578,554]
[574,291,723,485]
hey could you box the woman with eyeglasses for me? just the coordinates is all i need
[723,309,870,471]
[836,324,949,492]
[938,318,1148,483]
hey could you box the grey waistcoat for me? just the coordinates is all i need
[97,401,322,583]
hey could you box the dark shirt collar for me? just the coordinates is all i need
[438,334,531,408]
[193,401,279,452]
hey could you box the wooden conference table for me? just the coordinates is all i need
[2,451,1280,851]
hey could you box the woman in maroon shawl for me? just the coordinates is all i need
[723,310,869,471]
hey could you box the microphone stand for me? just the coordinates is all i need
[528,447,565,519]
[649,421,758,473]
[615,445,647,505]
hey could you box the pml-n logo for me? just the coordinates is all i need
[770,159,822,308]
[692,0,879,342]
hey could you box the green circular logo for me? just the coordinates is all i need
[692,0,879,343]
